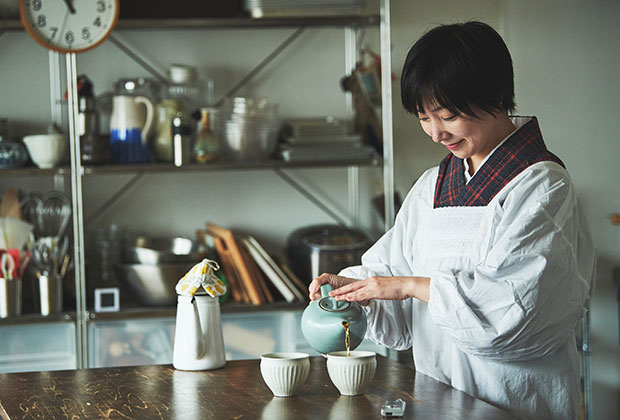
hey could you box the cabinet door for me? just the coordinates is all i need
[88,317,175,368]
[0,322,77,373]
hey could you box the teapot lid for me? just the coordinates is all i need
[318,284,350,312]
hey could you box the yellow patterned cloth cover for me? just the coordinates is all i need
[175,258,226,297]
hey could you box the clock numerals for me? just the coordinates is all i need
[82,27,91,40]
[50,27,58,38]
[93,16,101,27]
[32,0,42,11]
[96,1,106,12]
[36,14,46,28]
[65,31,75,45]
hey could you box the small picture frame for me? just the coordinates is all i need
[94,287,120,313]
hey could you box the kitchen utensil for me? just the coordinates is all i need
[326,350,376,396]
[1,252,15,280]
[286,224,371,285]
[0,217,33,250]
[123,235,201,265]
[114,262,194,306]
[34,270,63,316]
[110,94,154,164]
[40,191,71,239]
[260,352,310,397]
[22,133,68,169]
[1,188,22,219]
[172,292,226,370]
[0,278,21,318]
[300,283,367,355]
[19,193,44,236]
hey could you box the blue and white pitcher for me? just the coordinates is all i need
[110,95,154,163]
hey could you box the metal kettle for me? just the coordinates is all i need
[300,284,367,354]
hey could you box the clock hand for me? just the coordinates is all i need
[63,0,76,14]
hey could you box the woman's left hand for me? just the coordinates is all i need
[328,276,430,304]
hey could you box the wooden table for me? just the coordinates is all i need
[0,356,514,419]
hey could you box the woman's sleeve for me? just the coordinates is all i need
[427,166,596,361]
[337,171,433,351]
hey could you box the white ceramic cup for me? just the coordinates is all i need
[260,352,310,397]
[326,350,377,396]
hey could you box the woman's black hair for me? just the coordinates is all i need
[401,21,515,118]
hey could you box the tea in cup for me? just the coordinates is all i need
[260,352,310,397]
[326,350,376,396]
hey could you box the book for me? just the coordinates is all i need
[207,223,265,305]
[242,235,307,302]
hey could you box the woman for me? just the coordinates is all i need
[309,21,595,420]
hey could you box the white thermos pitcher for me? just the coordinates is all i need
[172,293,226,371]
[109,95,154,164]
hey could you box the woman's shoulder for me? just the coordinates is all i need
[495,160,576,215]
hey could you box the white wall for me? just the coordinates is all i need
[501,1,620,418]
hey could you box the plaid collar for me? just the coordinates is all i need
[433,117,565,208]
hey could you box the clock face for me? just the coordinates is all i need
[20,0,119,53]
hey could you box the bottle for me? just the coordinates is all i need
[77,75,108,164]
[172,111,193,167]
[193,107,220,163]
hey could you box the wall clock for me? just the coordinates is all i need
[19,0,119,53]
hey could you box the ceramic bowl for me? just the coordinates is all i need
[326,350,376,396]
[260,352,310,397]
[22,134,68,169]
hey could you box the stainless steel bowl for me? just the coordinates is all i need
[114,263,193,307]
[123,236,200,265]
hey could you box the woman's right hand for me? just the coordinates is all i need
[308,273,358,301]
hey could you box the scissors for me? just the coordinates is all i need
[1,252,15,281]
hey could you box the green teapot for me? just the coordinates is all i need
[301,284,367,354]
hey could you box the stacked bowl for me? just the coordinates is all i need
[115,236,203,307]
[217,97,281,162]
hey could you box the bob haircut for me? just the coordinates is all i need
[401,21,515,118]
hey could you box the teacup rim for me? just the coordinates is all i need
[261,352,309,360]
[326,350,376,359]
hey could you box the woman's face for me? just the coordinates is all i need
[417,103,514,173]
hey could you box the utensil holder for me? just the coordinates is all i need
[34,272,63,316]
[0,278,22,318]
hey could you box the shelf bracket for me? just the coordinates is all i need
[215,27,306,106]
[84,172,145,226]
[273,168,350,226]
[107,33,168,83]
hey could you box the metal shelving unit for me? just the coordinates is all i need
[1,0,394,371]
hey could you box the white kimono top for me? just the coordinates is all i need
[340,117,596,419]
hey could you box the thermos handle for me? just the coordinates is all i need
[134,96,154,145]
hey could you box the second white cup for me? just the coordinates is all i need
[260,352,310,397]
[326,350,377,396]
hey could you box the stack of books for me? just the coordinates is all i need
[201,223,308,305]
